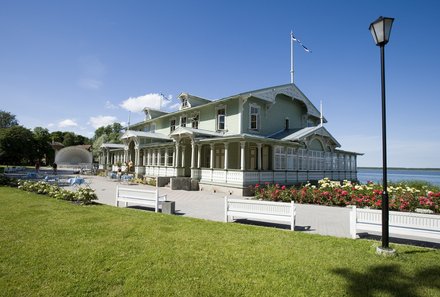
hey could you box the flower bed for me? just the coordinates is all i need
[17,180,97,205]
[252,178,440,213]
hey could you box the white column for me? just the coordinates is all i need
[152,149,156,166]
[210,143,214,169]
[142,149,146,166]
[181,145,186,168]
[106,150,109,166]
[257,143,262,170]
[197,144,202,168]
[157,149,161,166]
[224,143,228,170]
[175,143,180,167]
[240,141,246,170]
[135,147,140,166]
[173,146,176,167]
[191,141,196,168]
[165,148,169,167]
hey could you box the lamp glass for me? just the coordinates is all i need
[369,17,394,45]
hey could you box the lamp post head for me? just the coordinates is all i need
[369,16,394,46]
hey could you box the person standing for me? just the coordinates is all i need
[52,163,57,175]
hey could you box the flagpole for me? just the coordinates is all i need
[290,31,294,84]
[320,100,323,127]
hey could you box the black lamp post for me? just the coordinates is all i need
[369,16,395,254]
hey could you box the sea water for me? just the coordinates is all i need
[357,168,440,186]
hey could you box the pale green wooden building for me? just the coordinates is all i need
[99,83,361,195]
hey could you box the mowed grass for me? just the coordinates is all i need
[1,188,440,297]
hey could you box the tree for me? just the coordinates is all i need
[0,126,37,165]
[91,122,122,160]
[0,110,19,128]
[33,127,53,164]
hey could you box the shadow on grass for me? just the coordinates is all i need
[332,264,440,297]
[233,219,313,232]
[358,233,440,249]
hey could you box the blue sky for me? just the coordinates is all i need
[1,0,439,168]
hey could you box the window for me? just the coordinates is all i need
[150,123,156,132]
[298,149,307,170]
[274,146,286,170]
[182,98,189,108]
[325,152,332,171]
[286,147,296,170]
[192,113,199,129]
[249,105,260,130]
[308,150,324,171]
[167,148,173,166]
[217,107,225,130]
[170,119,176,132]
[180,116,187,127]
[351,156,356,171]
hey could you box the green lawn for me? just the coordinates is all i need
[1,187,440,297]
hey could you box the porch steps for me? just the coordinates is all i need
[170,177,199,191]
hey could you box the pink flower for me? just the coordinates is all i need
[281,185,286,190]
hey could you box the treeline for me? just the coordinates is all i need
[0,110,91,166]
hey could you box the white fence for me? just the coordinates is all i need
[350,206,440,241]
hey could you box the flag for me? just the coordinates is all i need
[292,34,312,53]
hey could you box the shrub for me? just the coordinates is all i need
[17,180,97,205]
[251,178,440,213]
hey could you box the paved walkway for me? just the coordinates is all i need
[83,175,352,238]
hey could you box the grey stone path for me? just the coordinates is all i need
[83,176,353,238]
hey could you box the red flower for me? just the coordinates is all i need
[281,185,286,190]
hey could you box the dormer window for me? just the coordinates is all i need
[170,119,176,132]
[181,116,187,127]
[182,98,189,108]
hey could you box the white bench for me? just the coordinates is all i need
[350,206,440,241]
[116,186,167,213]
[225,197,296,231]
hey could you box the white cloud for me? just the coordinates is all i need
[120,93,163,112]
[88,115,118,129]
[58,119,78,128]
[47,123,54,128]
[105,100,118,109]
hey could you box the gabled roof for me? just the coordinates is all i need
[238,83,324,120]
[178,93,211,110]
[270,125,341,147]
[143,108,168,120]
[121,130,170,140]
[130,83,325,126]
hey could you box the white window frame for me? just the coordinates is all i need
[150,123,156,132]
[274,146,286,170]
[191,112,199,129]
[182,98,189,109]
[170,118,176,132]
[298,149,307,170]
[286,147,296,170]
[249,103,260,131]
[216,105,226,131]
[180,115,187,128]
